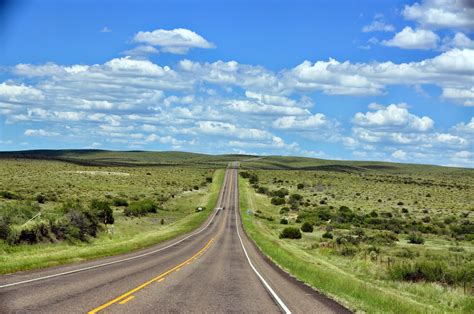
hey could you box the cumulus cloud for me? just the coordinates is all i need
[392,149,407,160]
[362,16,395,32]
[24,129,60,137]
[452,117,474,137]
[403,0,474,30]
[383,27,439,50]
[227,100,309,116]
[441,33,474,50]
[272,113,333,130]
[145,134,183,145]
[0,82,44,103]
[288,48,474,104]
[196,121,273,140]
[442,87,474,106]
[353,104,434,132]
[122,45,160,58]
[133,28,214,54]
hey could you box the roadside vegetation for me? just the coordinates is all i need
[0,159,224,274]
[239,167,474,313]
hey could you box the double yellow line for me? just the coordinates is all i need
[88,237,215,313]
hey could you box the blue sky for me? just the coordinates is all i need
[0,0,473,166]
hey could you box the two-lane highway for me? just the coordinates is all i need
[0,166,349,313]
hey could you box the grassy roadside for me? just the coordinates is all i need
[0,169,224,275]
[238,176,472,313]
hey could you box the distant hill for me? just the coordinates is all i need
[0,149,471,174]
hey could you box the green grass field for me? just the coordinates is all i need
[0,159,224,274]
[238,164,474,313]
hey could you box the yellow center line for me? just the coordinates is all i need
[88,237,215,314]
[157,278,165,283]
[118,296,135,305]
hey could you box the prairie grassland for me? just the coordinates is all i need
[0,159,224,274]
[239,167,473,313]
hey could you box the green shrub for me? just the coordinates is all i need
[389,260,453,283]
[279,207,290,214]
[289,193,303,202]
[271,197,286,206]
[322,231,333,239]
[280,218,288,225]
[36,194,46,204]
[408,233,425,244]
[297,183,305,189]
[0,190,21,200]
[272,188,289,198]
[91,199,114,224]
[124,200,157,217]
[257,186,269,194]
[113,198,128,206]
[301,222,313,232]
[0,216,11,240]
[280,227,302,239]
[337,206,355,223]
[249,174,259,184]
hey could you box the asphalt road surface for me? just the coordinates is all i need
[0,165,350,313]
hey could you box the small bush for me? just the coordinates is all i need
[389,260,451,283]
[272,188,289,198]
[271,197,286,206]
[408,233,425,244]
[113,198,128,206]
[257,186,269,194]
[301,222,313,233]
[0,216,11,240]
[125,200,157,217]
[279,207,290,214]
[280,218,288,225]
[297,183,305,189]
[322,231,333,239]
[280,227,302,239]
[91,199,114,225]
[36,194,46,204]
[0,191,20,200]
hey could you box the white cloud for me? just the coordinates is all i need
[272,113,332,130]
[362,17,395,32]
[403,0,474,30]
[227,100,309,116]
[196,121,273,140]
[145,134,183,145]
[353,104,434,132]
[383,27,439,50]
[442,87,474,106]
[0,82,44,103]
[453,117,474,134]
[288,48,474,104]
[368,102,385,110]
[101,27,112,33]
[441,33,474,51]
[122,45,160,58]
[24,129,60,137]
[453,150,472,158]
[392,150,407,160]
[133,28,214,54]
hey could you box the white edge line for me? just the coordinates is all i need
[232,169,292,314]
[0,171,229,289]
